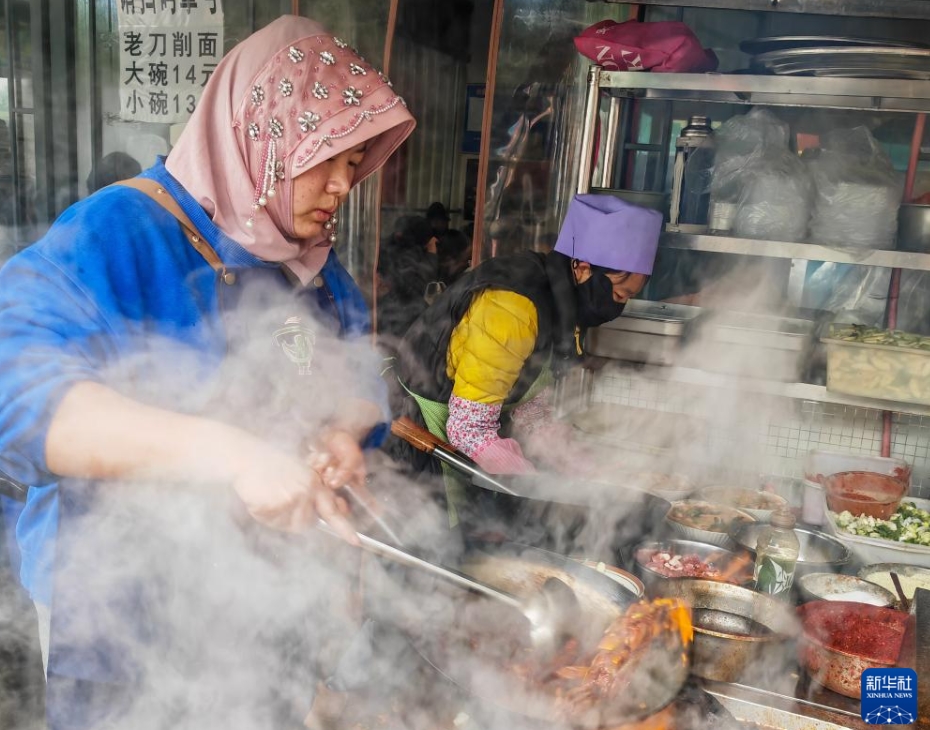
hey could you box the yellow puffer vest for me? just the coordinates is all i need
[447,289,539,405]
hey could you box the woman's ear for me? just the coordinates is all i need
[572,260,592,285]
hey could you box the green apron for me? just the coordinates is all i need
[391,361,553,526]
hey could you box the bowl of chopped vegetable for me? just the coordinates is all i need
[823,324,930,406]
[665,500,756,548]
[824,497,930,566]
[823,471,906,520]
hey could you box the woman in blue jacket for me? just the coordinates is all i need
[0,16,414,730]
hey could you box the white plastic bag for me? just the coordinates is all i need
[807,127,903,250]
[732,157,813,242]
[709,109,813,241]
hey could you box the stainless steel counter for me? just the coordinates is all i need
[705,679,881,730]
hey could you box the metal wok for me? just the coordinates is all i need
[390,418,671,566]
[359,540,691,728]
[473,475,671,567]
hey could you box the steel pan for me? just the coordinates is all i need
[389,417,671,566]
[360,541,690,728]
[459,474,672,569]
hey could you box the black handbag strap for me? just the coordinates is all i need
[0,471,28,502]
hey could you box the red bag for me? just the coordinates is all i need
[574,20,718,73]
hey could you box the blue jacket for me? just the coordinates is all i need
[0,160,377,728]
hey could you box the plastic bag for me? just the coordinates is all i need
[807,127,903,250]
[708,109,813,242]
[710,109,791,201]
[806,263,890,326]
[732,156,813,242]
[808,264,930,336]
[574,20,717,73]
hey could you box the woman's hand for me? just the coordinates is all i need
[232,441,358,544]
[43,381,361,543]
[307,429,367,490]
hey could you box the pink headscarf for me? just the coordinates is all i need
[166,16,415,284]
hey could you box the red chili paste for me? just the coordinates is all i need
[799,601,907,665]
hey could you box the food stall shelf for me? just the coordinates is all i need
[661,231,930,271]
[617,362,930,419]
[703,680,903,730]
[597,71,930,113]
[596,0,930,20]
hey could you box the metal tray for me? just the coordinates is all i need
[740,35,924,55]
[680,312,815,381]
[584,301,702,366]
[696,312,815,351]
[596,300,701,337]
[753,46,930,79]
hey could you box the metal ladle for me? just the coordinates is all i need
[317,519,580,659]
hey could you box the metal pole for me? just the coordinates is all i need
[4,0,21,232]
[370,0,399,339]
[576,65,601,195]
[600,95,621,189]
[881,111,925,458]
[470,0,505,266]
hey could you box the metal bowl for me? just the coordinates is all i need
[798,572,896,607]
[666,500,757,549]
[730,523,850,576]
[696,485,789,522]
[631,539,753,596]
[798,601,907,698]
[578,559,645,598]
[651,578,799,683]
[857,563,930,600]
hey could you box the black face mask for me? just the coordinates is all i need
[575,270,626,328]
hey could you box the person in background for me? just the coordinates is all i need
[426,201,451,238]
[435,228,472,288]
[86,151,142,194]
[391,195,661,506]
[377,215,439,339]
[0,16,414,730]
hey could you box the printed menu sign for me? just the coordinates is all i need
[116,0,224,123]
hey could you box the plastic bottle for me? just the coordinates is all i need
[753,509,800,599]
[669,116,715,229]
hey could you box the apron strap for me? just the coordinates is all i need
[114,177,237,286]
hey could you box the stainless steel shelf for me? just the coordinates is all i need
[599,71,930,113]
[661,231,930,270]
[622,362,930,418]
[597,0,930,20]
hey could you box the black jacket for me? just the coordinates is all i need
[397,250,580,406]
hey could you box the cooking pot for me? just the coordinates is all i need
[467,474,672,566]
[390,418,671,566]
[652,578,799,684]
[360,540,691,728]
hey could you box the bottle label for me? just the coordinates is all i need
[754,555,796,597]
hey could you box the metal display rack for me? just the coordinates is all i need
[575,64,930,441]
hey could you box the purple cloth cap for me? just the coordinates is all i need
[553,194,662,275]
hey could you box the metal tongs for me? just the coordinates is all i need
[389,416,518,495]
[317,500,579,661]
